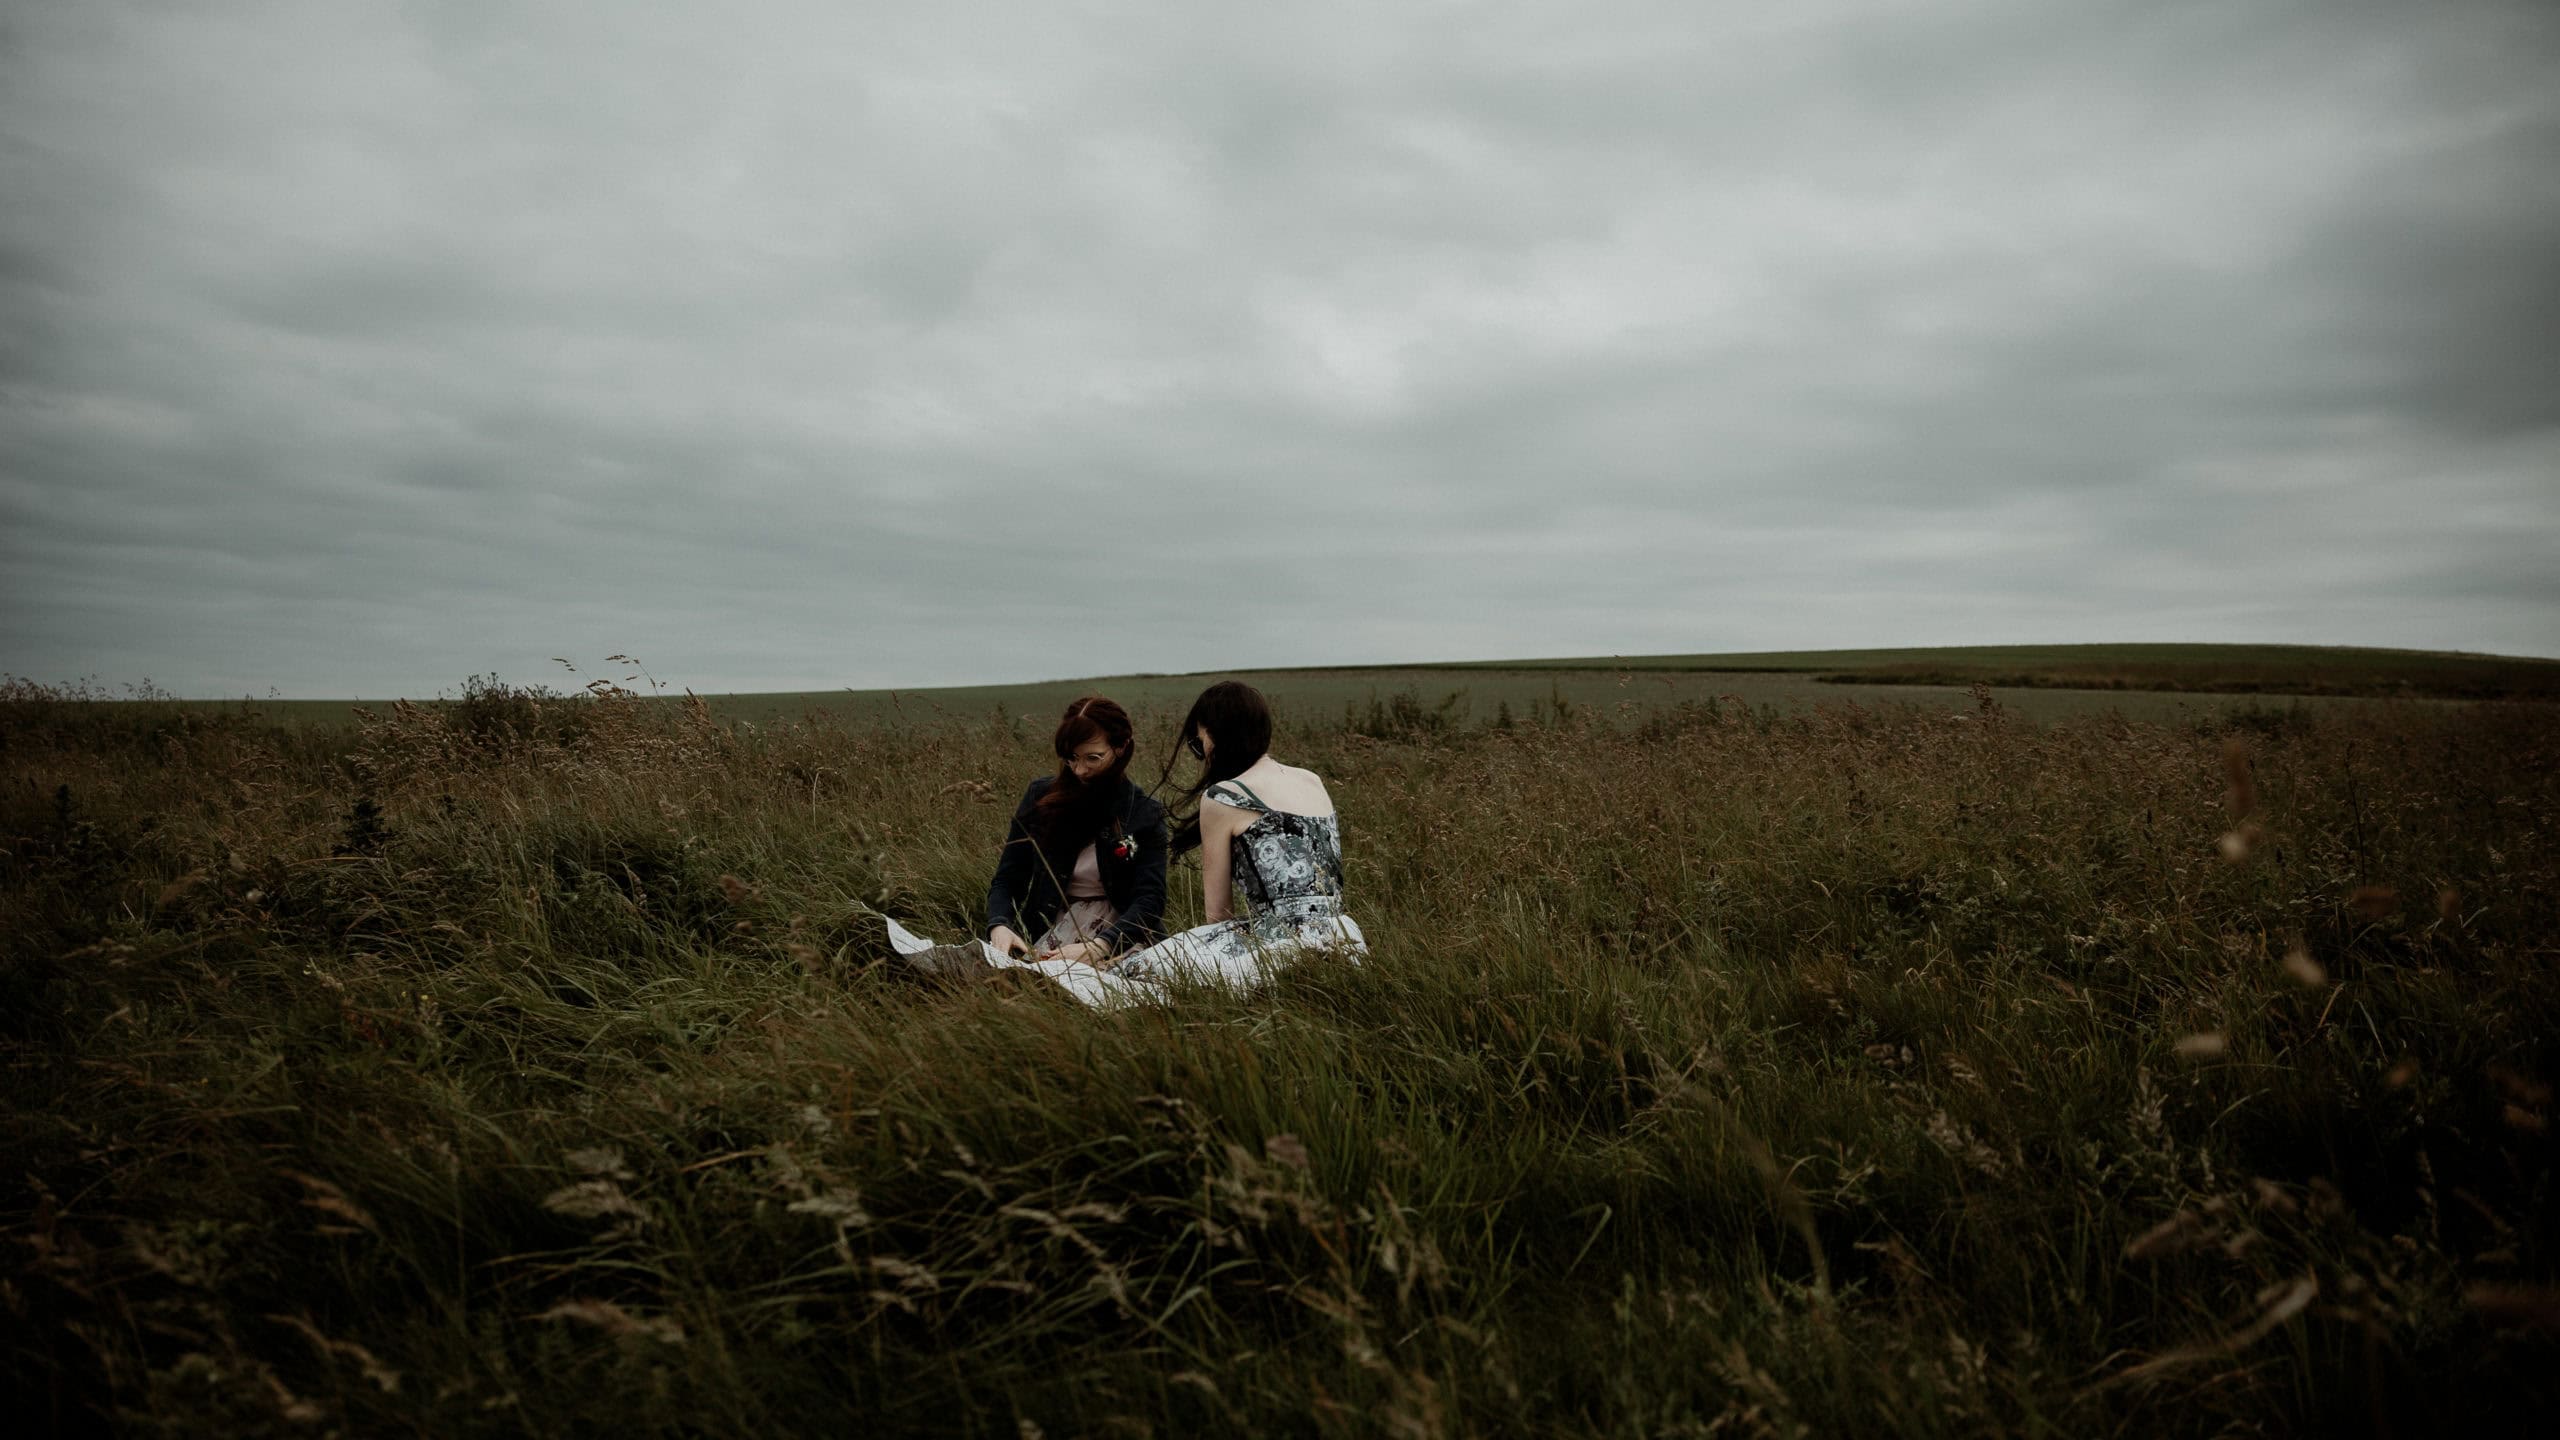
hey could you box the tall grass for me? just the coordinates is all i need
[3,677,2554,1436]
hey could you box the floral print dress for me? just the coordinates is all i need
[1111,780,1367,990]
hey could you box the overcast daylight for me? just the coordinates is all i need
[3,0,2557,698]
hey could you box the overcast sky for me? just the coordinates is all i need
[4,0,2556,697]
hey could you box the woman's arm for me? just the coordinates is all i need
[985,779,1044,955]
[1199,797,1241,923]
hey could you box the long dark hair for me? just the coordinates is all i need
[1157,680,1273,857]
[1031,695,1134,853]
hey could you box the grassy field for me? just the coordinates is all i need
[154,641,2560,735]
[3,671,2556,1435]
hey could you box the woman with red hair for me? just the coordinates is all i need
[889,696,1167,978]
[984,695,1166,964]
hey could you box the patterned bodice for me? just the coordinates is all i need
[1206,781,1345,911]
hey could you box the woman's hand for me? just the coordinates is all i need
[1038,940,1102,967]
[988,925,1029,958]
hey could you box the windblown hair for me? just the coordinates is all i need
[1157,680,1274,857]
[1030,695,1134,854]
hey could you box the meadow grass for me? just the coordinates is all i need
[2,677,2554,1436]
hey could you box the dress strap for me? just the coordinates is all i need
[1206,780,1270,812]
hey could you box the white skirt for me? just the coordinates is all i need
[1115,899,1367,991]
[883,905,1366,1011]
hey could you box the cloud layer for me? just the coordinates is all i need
[5,0,2556,695]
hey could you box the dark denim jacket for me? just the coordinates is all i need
[986,776,1168,953]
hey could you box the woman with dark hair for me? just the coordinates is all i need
[885,696,1167,984]
[1103,679,1367,988]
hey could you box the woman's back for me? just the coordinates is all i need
[1205,771,1343,911]
[1095,680,1367,989]
[1220,759,1331,816]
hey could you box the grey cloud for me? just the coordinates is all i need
[4,0,2557,696]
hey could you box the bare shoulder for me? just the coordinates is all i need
[1251,760,1335,816]
[1299,767,1338,815]
[1201,785,1257,825]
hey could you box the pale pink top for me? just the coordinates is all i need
[1066,843,1107,900]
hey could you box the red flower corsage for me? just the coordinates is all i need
[1111,832,1136,860]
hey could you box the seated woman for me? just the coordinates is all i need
[1105,679,1367,989]
[890,682,1361,1006]
[886,696,1167,991]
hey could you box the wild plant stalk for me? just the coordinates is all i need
[1,678,2553,1436]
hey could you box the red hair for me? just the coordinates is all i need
[1031,695,1135,850]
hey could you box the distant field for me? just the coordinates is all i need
[711,668,2400,732]
[202,643,2560,734]
[1420,642,2560,700]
